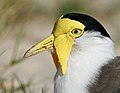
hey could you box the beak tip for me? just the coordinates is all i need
[23,53,29,58]
[23,47,36,58]
[23,51,32,58]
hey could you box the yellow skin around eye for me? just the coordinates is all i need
[69,29,84,38]
[53,18,85,38]
[53,18,85,74]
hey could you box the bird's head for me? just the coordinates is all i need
[24,13,110,75]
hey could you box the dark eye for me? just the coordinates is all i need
[70,28,84,38]
[71,29,82,35]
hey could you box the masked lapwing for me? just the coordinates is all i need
[24,13,120,93]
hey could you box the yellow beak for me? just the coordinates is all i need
[24,34,74,75]
[24,34,54,58]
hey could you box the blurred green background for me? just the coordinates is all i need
[0,0,120,93]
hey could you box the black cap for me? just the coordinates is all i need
[61,13,111,38]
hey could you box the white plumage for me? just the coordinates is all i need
[54,31,115,93]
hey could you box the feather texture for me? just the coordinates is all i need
[54,31,116,93]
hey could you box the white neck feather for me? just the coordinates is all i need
[54,32,115,93]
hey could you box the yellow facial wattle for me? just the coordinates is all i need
[53,18,85,38]
[24,17,85,75]
[54,34,74,75]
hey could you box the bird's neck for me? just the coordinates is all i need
[54,34,115,93]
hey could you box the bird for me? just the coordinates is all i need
[24,13,120,93]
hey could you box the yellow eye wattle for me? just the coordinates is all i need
[70,28,84,38]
